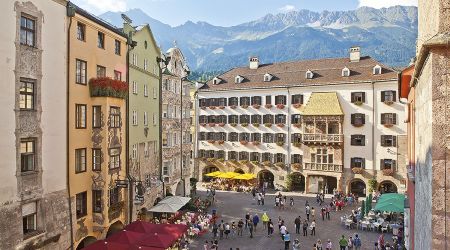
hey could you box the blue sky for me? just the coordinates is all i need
[72,0,418,27]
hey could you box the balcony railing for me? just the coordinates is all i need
[304,163,343,173]
[302,133,343,143]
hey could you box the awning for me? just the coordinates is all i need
[125,221,189,239]
[159,196,191,206]
[83,240,130,250]
[148,203,183,213]
[204,171,222,177]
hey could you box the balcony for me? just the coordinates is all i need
[89,77,128,99]
[304,163,343,173]
[302,133,343,144]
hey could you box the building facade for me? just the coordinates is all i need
[67,5,128,249]
[197,48,407,196]
[161,47,192,196]
[399,0,450,248]
[190,82,204,182]
[0,0,71,249]
[123,17,163,221]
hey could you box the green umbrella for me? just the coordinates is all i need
[374,199,404,213]
[378,193,403,203]
[361,200,366,217]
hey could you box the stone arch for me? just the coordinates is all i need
[258,170,274,189]
[202,165,220,182]
[307,175,338,194]
[106,220,124,238]
[378,180,398,194]
[348,178,367,197]
[288,172,306,192]
[76,236,97,250]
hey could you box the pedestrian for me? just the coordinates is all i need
[262,212,269,229]
[302,220,308,237]
[252,187,256,198]
[306,205,311,221]
[378,233,385,249]
[326,205,331,220]
[275,196,280,207]
[257,193,261,205]
[261,194,265,205]
[231,221,237,237]
[245,213,250,228]
[293,239,301,250]
[267,218,274,237]
[253,214,260,232]
[316,239,323,250]
[237,219,244,236]
[278,217,283,230]
[294,216,301,234]
[280,198,285,210]
[348,236,354,249]
[339,235,348,250]
[311,207,316,220]
[248,220,254,238]
[280,222,287,237]
[284,231,291,250]
[290,197,294,208]
[212,223,218,238]
[321,207,325,221]
[325,239,332,250]
[213,239,219,250]
[224,222,230,239]
[219,220,225,239]
[353,234,362,250]
[203,240,209,250]
[310,220,316,236]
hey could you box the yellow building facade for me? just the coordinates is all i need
[67,5,128,249]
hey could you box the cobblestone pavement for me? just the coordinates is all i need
[189,190,393,250]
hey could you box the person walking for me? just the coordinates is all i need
[302,220,309,237]
[316,239,323,250]
[310,220,316,236]
[219,220,225,239]
[292,239,301,250]
[280,223,287,237]
[353,234,362,250]
[321,207,326,221]
[248,220,254,238]
[245,213,250,228]
[283,231,291,250]
[290,197,295,208]
[224,222,230,239]
[203,240,209,250]
[326,205,331,220]
[348,236,354,250]
[339,235,349,250]
[231,221,237,237]
[306,205,311,221]
[261,193,265,205]
[262,212,269,229]
[311,207,316,220]
[237,219,244,236]
[212,223,218,238]
[275,196,280,207]
[294,216,301,234]
[267,219,274,237]
[252,214,260,232]
[325,239,332,250]
[257,193,261,205]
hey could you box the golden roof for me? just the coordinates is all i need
[300,92,344,116]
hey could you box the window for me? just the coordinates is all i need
[228,97,238,106]
[351,157,365,168]
[264,73,272,82]
[217,151,225,159]
[251,96,262,105]
[75,148,87,173]
[132,144,138,159]
[380,159,396,170]
[263,133,274,143]
[92,190,102,213]
[229,132,238,142]
[276,133,285,143]
[275,114,286,124]
[132,54,138,66]
[144,59,148,70]
[109,148,120,169]
[216,132,226,141]
[351,113,365,127]
[144,85,148,97]
[263,114,274,124]
[239,115,250,124]
[240,97,250,106]
[217,115,227,124]
[250,152,260,162]
[77,22,85,41]
[311,148,333,164]
[218,98,227,106]
[207,116,216,124]
[251,133,261,142]
[75,59,87,84]
[92,148,102,171]
[381,135,397,147]
[163,162,169,175]
[351,92,365,104]
[144,112,148,126]
[97,65,106,77]
[351,135,365,146]
[19,79,34,110]
[275,95,286,105]
[342,67,350,77]
[97,32,105,49]
[381,113,397,126]
[109,188,120,206]
[198,132,206,141]
[21,139,35,172]
[275,153,285,163]
[76,192,87,218]
[20,16,36,47]
[132,110,138,126]
[291,114,301,124]
[305,70,314,79]
[114,71,122,81]
[239,152,249,161]
[381,91,396,103]
[251,115,262,124]
[228,115,238,124]
[373,65,382,75]
[115,40,121,55]
[110,107,121,128]
[153,113,157,125]
[292,94,303,104]
[292,154,302,164]
[235,75,243,83]
[22,202,37,235]
[153,87,157,99]
[92,106,101,128]
[265,95,272,105]
[132,81,138,94]
[228,151,237,161]
[239,133,250,142]
[75,104,87,129]
[262,153,272,162]
[292,133,301,143]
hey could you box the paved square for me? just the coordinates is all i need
[189,190,393,250]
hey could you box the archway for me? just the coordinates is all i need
[202,166,220,182]
[175,181,184,196]
[349,179,366,197]
[378,180,398,194]
[234,168,245,174]
[106,220,124,238]
[288,172,305,192]
[308,175,337,194]
[258,170,274,189]
[76,236,97,250]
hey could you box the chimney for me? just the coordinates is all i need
[249,56,259,69]
[349,46,361,62]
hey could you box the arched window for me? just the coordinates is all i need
[373,65,382,75]
[342,67,350,77]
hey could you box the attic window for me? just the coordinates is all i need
[305,70,314,79]
[373,65,382,75]
[342,67,350,77]
[212,77,221,85]
[235,75,244,84]
[264,73,273,82]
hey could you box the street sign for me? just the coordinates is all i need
[115,180,129,188]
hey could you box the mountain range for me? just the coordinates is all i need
[100,6,418,74]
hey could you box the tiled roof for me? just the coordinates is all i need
[200,56,397,91]
[300,92,344,116]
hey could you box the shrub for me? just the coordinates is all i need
[276,141,285,146]
[252,104,261,109]
[230,123,237,127]
[252,123,260,128]
[240,140,248,145]
[276,104,285,109]
[264,123,272,128]
[277,123,285,128]
[293,103,302,108]
[265,104,273,109]
[241,123,249,127]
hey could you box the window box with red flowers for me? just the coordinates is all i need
[240,140,248,145]
[241,123,249,127]
[275,162,285,168]
[293,103,302,108]
[265,104,273,109]
[352,167,363,174]
[208,123,216,127]
[218,106,225,109]
[264,123,272,128]
[291,163,302,170]
[276,141,285,147]
[241,105,249,109]
[209,106,216,110]
[207,140,216,144]
[200,106,207,110]
[252,141,260,146]
[217,140,225,145]
[382,168,394,176]
[230,105,237,109]
[277,123,285,128]
[252,104,261,109]
[89,77,128,99]
[218,123,225,127]
[200,123,207,127]
[384,124,394,128]
[276,104,285,109]
[293,123,301,128]
[230,123,237,127]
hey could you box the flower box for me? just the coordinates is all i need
[276,104,285,109]
[252,104,261,109]
[277,123,285,128]
[241,105,249,109]
[293,123,301,128]
[241,123,249,127]
[251,160,260,165]
[207,140,216,144]
[252,123,260,128]
[382,168,394,176]
[230,105,237,109]
[200,123,207,127]
[218,123,225,127]
[217,140,225,145]
[352,167,363,174]
[240,140,248,145]
[252,141,260,146]
[218,106,225,109]
[89,77,128,99]
[384,100,394,105]
[230,123,237,127]
[209,106,216,110]
[354,101,363,106]
[384,124,394,128]
[200,106,207,110]
[292,142,302,148]
[264,123,272,128]
[239,160,249,164]
[208,123,216,127]
[293,103,302,108]
[276,141,285,146]
[275,162,285,167]
[265,104,273,109]
[291,163,302,170]
[263,161,271,166]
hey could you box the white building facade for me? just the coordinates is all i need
[196,48,407,195]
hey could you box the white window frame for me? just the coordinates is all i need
[144,84,148,97]
[373,65,382,75]
[153,113,157,125]
[153,87,157,99]
[132,144,137,159]
[144,59,148,70]
[342,67,350,77]
[132,81,138,94]
[132,110,138,126]
[144,111,148,126]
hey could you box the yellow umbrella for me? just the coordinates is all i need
[204,171,223,177]
[216,172,240,179]
[233,173,256,180]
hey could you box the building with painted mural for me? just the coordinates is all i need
[67,4,128,248]
[196,47,407,196]
[161,47,192,196]
[0,0,71,249]
[122,16,163,221]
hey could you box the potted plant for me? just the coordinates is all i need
[252,123,260,128]
[240,140,248,145]
[382,168,394,176]
[230,105,237,109]
[218,123,225,127]
[352,167,363,174]
[275,162,285,168]
[264,123,272,128]
[252,104,261,109]
[218,106,225,109]
[293,103,302,108]
[207,140,216,144]
[291,163,301,170]
[252,141,260,146]
[230,123,237,127]
[276,141,285,146]
[217,140,225,145]
[293,123,301,128]
[276,104,285,109]
[265,104,273,109]
[277,123,285,128]
[209,123,216,127]
[354,100,363,106]
[292,142,302,148]
[241,104,249,109]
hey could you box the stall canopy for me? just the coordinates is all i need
[232,173,256,180]
[124,221,188,239]
[148,203,183,213]
[204,171,222,177]
[159,196,191,206]
[83,240,129,250]
[216,171,240,179]
[374,193,405,213]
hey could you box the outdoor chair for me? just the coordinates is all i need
[361,223,368,231]
[381,224,389,233]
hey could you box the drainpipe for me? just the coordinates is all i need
[125,34,133,225]
[286,87,292,174]
[180,78,184,196]
[372,81,376,176]
[157,58,165,198]
[66,4,75,249]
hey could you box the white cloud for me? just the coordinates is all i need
[279,5,297,13]
[74,0,127,14]
[358,0,418,8]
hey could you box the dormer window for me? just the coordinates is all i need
[305,70,314,79]
[212,77,221,85]
[373,65,382,75]
[264,73,273,82]
[235,75,244,84]
[342,67,350,77]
